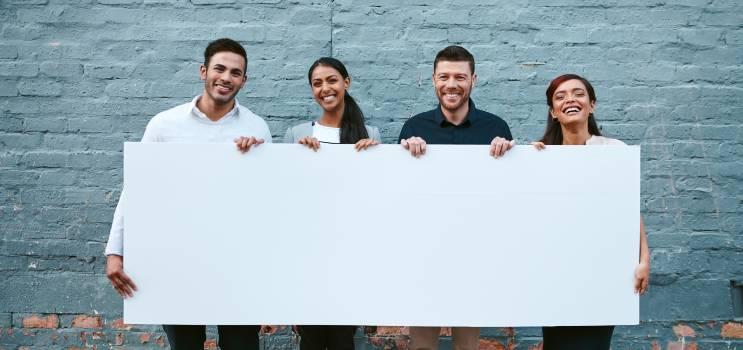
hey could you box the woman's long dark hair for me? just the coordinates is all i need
[308,57,369,144]
[539,74,602,145]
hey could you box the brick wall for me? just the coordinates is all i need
[1,0,742,349]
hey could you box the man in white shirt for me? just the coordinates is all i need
[105,38,271,350]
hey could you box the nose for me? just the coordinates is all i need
[445,77,457,89]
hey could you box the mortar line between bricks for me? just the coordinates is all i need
[330,0,334,57]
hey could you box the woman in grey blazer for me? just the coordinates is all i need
[284,57,379,350]
[284,57,381,149]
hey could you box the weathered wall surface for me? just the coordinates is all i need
[1,0,742,349]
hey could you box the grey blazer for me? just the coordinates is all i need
[283,121,382,143]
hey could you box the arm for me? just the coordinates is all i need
[635,216,650,294]
[105,190,137,298]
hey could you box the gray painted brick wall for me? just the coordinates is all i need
[1,0,742,349]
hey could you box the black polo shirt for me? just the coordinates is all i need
[397,99,512,145]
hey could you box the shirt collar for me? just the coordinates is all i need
[190,95,240,123]
[433,98,477,128]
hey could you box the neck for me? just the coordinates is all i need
[560,122,592,145]
[319,102,344,128]
[197,94,235,122]
[441,101,469,126]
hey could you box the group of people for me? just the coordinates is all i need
[104,38,651,350]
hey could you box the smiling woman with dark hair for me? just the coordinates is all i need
[283,56,380,152]
[533,74,651,350]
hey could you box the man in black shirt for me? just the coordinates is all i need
[398,45,514,350]
[399,45,513,158]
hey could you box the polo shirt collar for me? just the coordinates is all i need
[190,95,240,123]
[433,98,477,128]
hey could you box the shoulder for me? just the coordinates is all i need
[473,107,509,128]
[146,101,191,128]
[587,135,626,145]
[365,125,381,141]
[284,121,313,142]
[237,104,267,124]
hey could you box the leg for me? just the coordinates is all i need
[327,326,357,350]
[299,325,328,350]
[217,325,261,350]
[451,327,479,350]
[162,325,207,350]
[408,327,441,350]
[542,326,614,350]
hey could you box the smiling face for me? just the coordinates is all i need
[433,60,476,114]
[310,64,349,113]
[199,51,247,106]
[549,79,596,126]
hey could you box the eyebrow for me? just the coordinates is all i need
[312,74,340,82]
[555,88,586,94]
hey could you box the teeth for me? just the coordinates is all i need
[565,107,580,113]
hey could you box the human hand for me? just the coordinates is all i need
[531,141,546,151]
[489,137,515,158]
[298,136,321,151]
[400,137,427,158]
[354,138,379,151]
[234,136,265,153]
[106,255,137,298]
[634,261,650,294]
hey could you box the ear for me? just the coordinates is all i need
[471,73,477,87]
[344,76,350,90]
[239,73,247,89]
[199,64,207,81]
[589,100,596,114]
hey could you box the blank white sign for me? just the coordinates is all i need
[123,143,640,327]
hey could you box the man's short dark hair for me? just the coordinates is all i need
[204,38,248,74]
[434,45,475,74]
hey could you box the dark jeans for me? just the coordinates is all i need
[298,325,357,350]
[542,326,615,350]
[162,325,260,350]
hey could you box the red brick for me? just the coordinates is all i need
[395,335,409,350]
[673,324,695,337]
[479,339,506,350]
[22,314,58,329]
[721,322,743,339]
[667,341,697,350]
[91,331,104,340]
[377,326,407,335]
[140,333,152,344]
[108,318,132,330]
[71,315,102,329]
[204,338,217,350]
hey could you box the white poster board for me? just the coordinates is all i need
[123,143,640,327]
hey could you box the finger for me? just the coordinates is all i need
[508,140,516,148]
[420,140,426,155]
[495,142,503,157]
[634,277,642,293]
[311,139,320,151]
[412,143,421,157]
[120,273,138,291]
[401,139,409,149]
